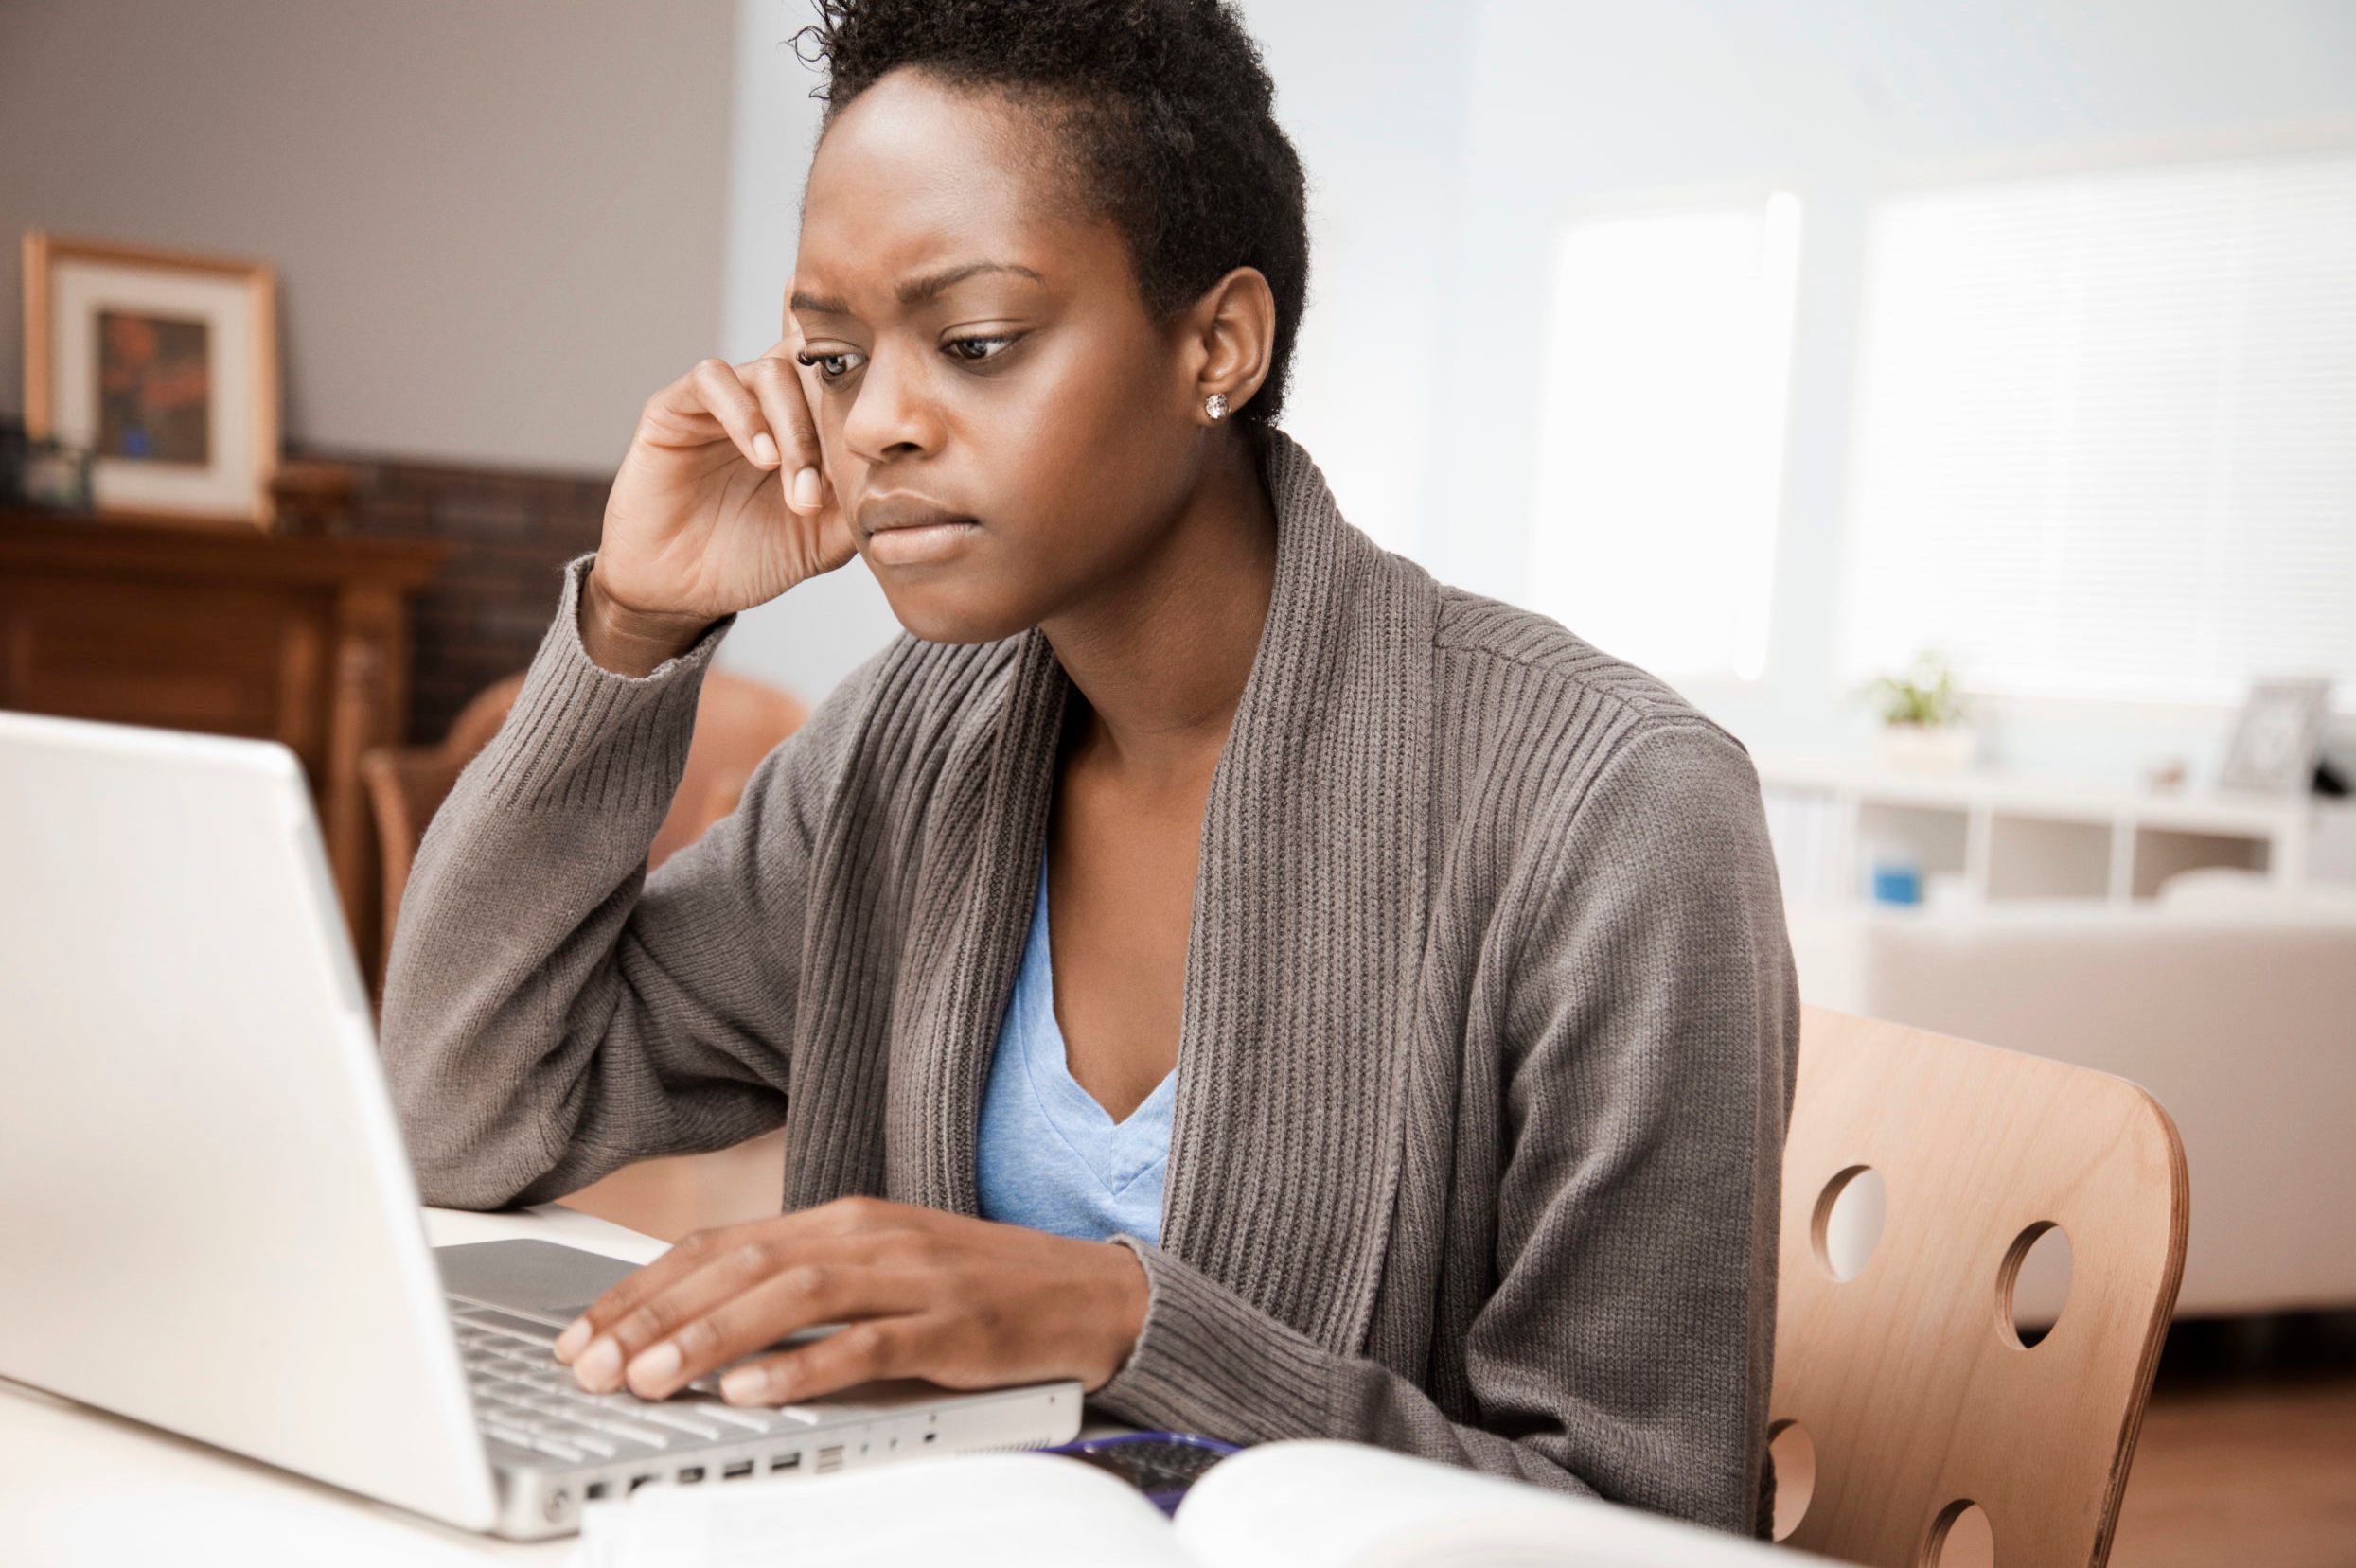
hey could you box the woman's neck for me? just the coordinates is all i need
[1036,430,1279,789]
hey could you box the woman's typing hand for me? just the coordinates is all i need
[548,1196,1150,1405]
[582,327,857,674]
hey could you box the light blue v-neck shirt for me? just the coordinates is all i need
[974,847,1175,1247]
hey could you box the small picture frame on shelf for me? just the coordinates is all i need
[19,229,280,528]
[0,415,95,513]
[2217,677,2331,796]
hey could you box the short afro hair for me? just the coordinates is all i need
[789,0,1311,436]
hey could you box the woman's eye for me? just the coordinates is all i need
[944,333,1019,366]
[793,348,863,383]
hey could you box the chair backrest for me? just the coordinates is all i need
[359,664,806,996]
[1768,1004,2188,1568]
[360,673,538,972]
[443,670,531,758]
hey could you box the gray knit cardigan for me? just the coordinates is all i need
[379,424,1799,1537]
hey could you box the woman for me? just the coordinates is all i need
[380,0,1798,1538]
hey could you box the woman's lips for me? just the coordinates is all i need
[858,493,980,567]
[864,518,978,567]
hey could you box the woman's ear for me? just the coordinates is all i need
[1184,265,1277,420]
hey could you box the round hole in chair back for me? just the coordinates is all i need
[1766,1418,1816,1542]
[1811,1164,1887,1282]
[1922,1498,1994,1568]
[1997,1221,2073,1348]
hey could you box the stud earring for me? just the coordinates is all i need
[1204,392,1230,421]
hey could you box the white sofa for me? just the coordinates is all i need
[1787,884,2356,1317]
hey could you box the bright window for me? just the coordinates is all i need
[1527,192,1803,683]
[1839,149,2356,706]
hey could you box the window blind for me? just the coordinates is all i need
[1838,149,2356,706]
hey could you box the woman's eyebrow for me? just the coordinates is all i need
[791,260,1045,317]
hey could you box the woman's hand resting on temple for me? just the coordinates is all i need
[580,330,859,675]
[549,1196,1151,1405]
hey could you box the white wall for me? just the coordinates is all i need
[1425,0,2356,784]
[0,0,735,472]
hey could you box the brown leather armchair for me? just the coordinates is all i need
[361,664,808,1241]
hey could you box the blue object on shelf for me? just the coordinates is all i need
[1870,859,1923,906]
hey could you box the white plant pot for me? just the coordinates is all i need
[1881,722,1978,774]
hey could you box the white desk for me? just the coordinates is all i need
[0,1204,1133,1565]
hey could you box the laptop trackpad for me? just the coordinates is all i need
[434,1237,846,1356]
[433,1238,644,1323]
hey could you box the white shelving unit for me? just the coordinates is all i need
[1754,751,2351,908]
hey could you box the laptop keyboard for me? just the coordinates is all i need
[448,1293,824,1467]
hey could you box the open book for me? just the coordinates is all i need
[569,1439,1820,1568]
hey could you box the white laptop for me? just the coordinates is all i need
[0,709,1080,1540]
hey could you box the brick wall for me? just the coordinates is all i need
[290,441,609,744]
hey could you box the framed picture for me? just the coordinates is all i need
[20,229,280,528]
[2217,676,2331,796]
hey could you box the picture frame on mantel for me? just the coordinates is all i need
[20,229,280,529]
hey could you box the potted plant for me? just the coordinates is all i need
[1861,649,1978,773]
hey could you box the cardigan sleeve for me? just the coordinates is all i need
[1090,717,1799,1538]
[377,552,866,1211]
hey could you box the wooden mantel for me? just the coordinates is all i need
[0,511,449,972]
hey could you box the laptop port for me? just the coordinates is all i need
[678,1466,706,1483]
[587,1481,610,1501]
[816,1445,843,1473]
[628,1474,660,1493]
[723,1459,755,1480]
[770,1453,802,1472]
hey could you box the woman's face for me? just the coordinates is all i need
[789,67,1215,644]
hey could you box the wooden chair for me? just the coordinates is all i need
[362,667,809,980]
[1767,1004,2189,1568]
[361,663,808,1242]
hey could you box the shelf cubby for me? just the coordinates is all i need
[1755,750,2344,910]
